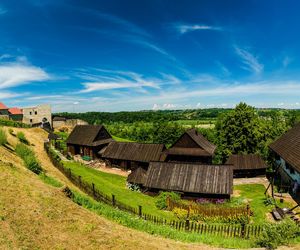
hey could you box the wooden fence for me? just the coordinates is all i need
[44,142,264,238]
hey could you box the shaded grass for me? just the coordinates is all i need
[62,161,174,219]
[72,190,254,249]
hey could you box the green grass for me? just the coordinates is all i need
[71,190,254,249]
[0,127,7,146]
[39,173,63,188]
[62,160,174,219]
[112,135,134,142]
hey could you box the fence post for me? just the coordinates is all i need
[241,223,246,238]
[138,205,142,217]
[112,194,115,206]
[92,183,95,197]
[185,219,190,231]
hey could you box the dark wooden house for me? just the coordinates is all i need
[127,167,147,186]
[143,162,233,198]
[66,125,113,159]
[269,123,300,187]
[99,142,165,170]
[161,128,216,163]
[226,154,267,178]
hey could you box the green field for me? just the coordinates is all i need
[63,161,175,219]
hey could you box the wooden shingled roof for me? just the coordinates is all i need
[144,162,233,195]
[269,123,300,172]
[225,154,267,170]
[100,142,165,163]
[66,125,113,147]
[164,128,217,157]
[127,167,147,185]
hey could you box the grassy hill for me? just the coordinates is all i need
[0,127,209,250]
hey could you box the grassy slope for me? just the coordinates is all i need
[63,161,174,219]
[112,135,134,142]
[0,128,215,250]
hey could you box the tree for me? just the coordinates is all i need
[215,103,265,163]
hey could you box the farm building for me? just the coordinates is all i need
[99,142,165,170]
[52,116,88,130]
[141,162,233,198]
[8,107,23,121]
[161,128,216,164]
[226,154,267,177]
[66,125,113,159]
[269,123,300,191]
[0,102,10,119]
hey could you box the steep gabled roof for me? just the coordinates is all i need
[226,154,267,170]
[165,128,217,157]
[127,167,147,185]
[100,142,165,163]
[8,107,23,115]
[66,125,112,146]
[144,162,233,195]
[269,123,300,172]
[0,102,8,110]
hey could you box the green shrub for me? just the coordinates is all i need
[173,208,188,220]
[0,128,7,146]
[256,219,300,249]
[15,143,43,174]
[155,192,181,210]
[17,131,29,144]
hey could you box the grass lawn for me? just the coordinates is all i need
[112,135,134,142]
[234,184,294,225]
[62,161,174,219]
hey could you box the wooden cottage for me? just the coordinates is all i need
[99,142,165,170]
[226,154,267,178]
[269,123,300,188]
[143,162,233,198]
[161,128,217,163]
[66,125,113,159]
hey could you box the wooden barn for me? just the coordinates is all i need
[226,154,267,178]
[161,128,217,163]
[66,125,113,159]
[142,162,233,199]
[99,142,165,170]
[269,123,300,189]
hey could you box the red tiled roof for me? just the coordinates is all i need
[8,107,23,115]
[0,102,8,110]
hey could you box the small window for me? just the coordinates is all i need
[35,111,37,115]
[30,119,33,123]
[30,112,32,115]
[290,167,295,174]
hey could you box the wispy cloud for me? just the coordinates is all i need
[235,46,264,74]
[175,23,222,34]
[0,7,7,15]
[0,56,51,89]
[78,69,161,93]
[282,56,292,68]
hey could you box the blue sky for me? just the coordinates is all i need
[0,0,300,112]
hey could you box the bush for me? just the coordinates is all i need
[0,119,30,128]
[17,132,29,144]
[15,143,43,174]
[173,208,188,220]
[256,219,300,249]
[155,191,181,210]
[0,128,7,146]
[126,182,141,192]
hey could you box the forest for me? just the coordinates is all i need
[56,104,300,165]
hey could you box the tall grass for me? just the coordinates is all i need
[17,132,29,145]
[15,143,43,174]
[0,119,30,128]
[0,127,7,146]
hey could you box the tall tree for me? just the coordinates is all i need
[215,102,265,163]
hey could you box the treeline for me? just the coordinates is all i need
[55,109,231,124]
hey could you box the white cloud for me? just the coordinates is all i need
[175,23,222,34]
[235,46,264,74]
[0,92,20,99]
[0,59,50,89]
